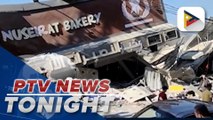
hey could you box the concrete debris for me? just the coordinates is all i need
[143,45,176,64]
[18,19,213,118]
[99,85,155,117]
[102,71,213,117]
[102,23,213,117]
[24,53,77,80]
[144,67,163,91]
[170,67,196,83]
[106,86,153,103]
[106,88,123,100]
[120,86,153,103]
[100,101,149,118]
[185,40,213,56]
[77,68,98,79]
[180,51,204,60]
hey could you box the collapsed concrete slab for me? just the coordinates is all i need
[120,86,153,103]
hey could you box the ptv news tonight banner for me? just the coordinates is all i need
[0,46,111,119]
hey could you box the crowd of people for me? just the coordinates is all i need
[157,75,213,118]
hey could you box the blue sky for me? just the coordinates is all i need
[164,0,213,25]
[0,0,212,25]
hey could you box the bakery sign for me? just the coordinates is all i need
[1,12,101,42]
[0,0,166,55]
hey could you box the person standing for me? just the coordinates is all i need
[158,86,168,101]
[198,75,209,92]
[201,83,212,102]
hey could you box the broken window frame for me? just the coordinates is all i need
[164,29,179,41]
[146,34,163,47]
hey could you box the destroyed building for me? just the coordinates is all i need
[1,0,213,118]
[0,0,174,86]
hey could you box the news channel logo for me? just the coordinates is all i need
[177,7,205,32]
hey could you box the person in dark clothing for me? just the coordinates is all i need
[158,86,168,101]
[194,104,211,118]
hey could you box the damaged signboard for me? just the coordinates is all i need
[0,0,167,56]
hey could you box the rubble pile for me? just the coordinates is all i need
[99,86,153,118]
[100,29,213,117]
[20,20,213,118]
